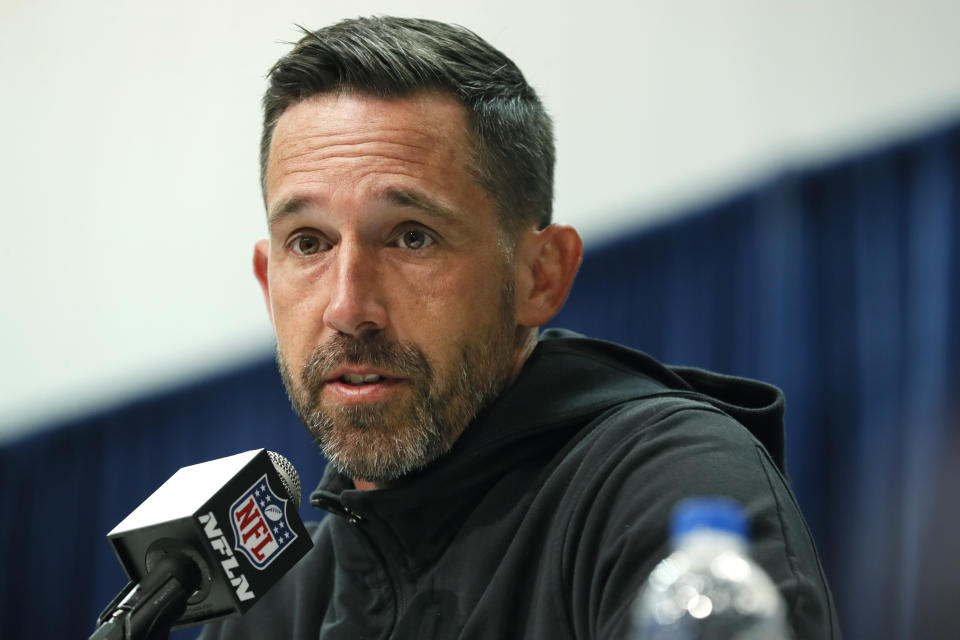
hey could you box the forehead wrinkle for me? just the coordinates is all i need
[274,125,448,168]
[275,155,430,185]
[275,142,432,172]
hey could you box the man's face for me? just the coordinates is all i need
[258,91,524,485]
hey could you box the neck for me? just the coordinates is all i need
[353,478,379,491]
[510,327,538,380]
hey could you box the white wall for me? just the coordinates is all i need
[3,0,960,440]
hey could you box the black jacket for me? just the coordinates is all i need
[199,330,840,639]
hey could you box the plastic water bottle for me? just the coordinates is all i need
[630,497,789,639]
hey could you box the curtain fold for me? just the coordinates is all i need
[1,120,957,639]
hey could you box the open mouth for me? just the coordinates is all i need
[339,373,384,386]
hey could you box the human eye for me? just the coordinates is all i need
[394,227,435,251]
[288,233,330,256]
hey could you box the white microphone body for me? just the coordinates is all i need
[104,449,313,629]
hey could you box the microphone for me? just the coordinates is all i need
[90,449,313,639]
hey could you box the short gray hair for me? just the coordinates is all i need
[261,16,554,234]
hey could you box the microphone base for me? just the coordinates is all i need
[90,552,200,640]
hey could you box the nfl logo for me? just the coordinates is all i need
[229,474,298,569]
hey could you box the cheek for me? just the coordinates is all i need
[395,259,508,340]
[268,275,326,359]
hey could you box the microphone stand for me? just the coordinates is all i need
[90,552,201,640]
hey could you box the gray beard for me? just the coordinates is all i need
[277,280,517,484]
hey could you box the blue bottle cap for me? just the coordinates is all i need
[670,497,748,540]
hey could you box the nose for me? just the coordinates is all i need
[322,241,389,336]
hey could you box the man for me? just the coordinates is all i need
[201,16,840,639]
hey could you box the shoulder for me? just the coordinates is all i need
[553,395,838,639]
[570,393,769,479]
[561,394,794,563]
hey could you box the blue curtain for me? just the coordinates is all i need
[550,122,960,639]
[1,120,957,639]
[0,359,324,640]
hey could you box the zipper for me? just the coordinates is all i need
[345,512,410,635]
[344,506,363,526]
[372,529,408,638]
[311,492,408,631]
[311,494,364,524]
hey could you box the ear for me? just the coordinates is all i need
[252,239,275,327]
[514,224,583,328]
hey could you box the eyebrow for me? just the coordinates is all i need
[381,187,461,226]
[268,188,465,230]
[267,197,310,229]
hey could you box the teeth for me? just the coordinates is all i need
[342,373,383,385]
